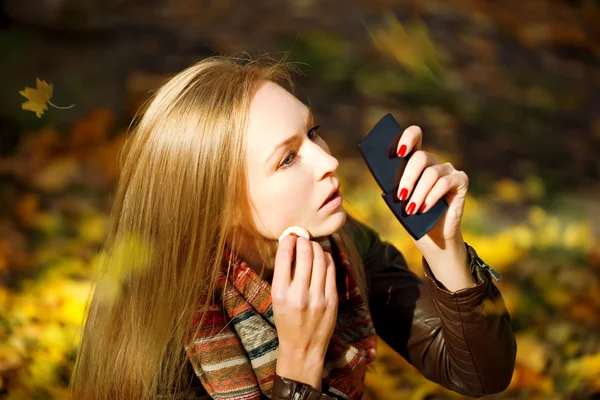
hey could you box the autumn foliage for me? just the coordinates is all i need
[0,104,597,398]
[3,6,600,398]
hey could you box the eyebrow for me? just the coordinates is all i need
[265,109,314,165]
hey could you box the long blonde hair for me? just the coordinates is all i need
[70,54,370,399]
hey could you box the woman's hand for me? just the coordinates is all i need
[271,234,338,390]
[395,125,469,247]
[394,125,477,292]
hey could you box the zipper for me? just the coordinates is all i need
[473,255,502,282]
[292,384,307,400]
[466,243,502,282]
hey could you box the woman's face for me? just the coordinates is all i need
[243,80,346,240]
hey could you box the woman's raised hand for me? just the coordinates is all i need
[271,234,338,390]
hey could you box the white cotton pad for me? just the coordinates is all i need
[278,226,310,244]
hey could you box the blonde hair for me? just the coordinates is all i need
[70,54,369,399]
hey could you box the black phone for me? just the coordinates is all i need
[357,114,448,240]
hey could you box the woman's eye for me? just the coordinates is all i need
[307,124,321,140]
[280,152,296,168]
[279,125,322,169]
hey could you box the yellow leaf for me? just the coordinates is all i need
[93,231,155,304]
[27,349,61,387]
[535,216,562,249]
[463,232,524,270]
[509,364,555,394]
[19,78,53,118]
[365,368,402,399]
[32,212,62,235]
[32,156,79,193]
[494,178,525,204]
[524,175,546,201]
[0,342,23,373]
[566,352,600,391]
[500,285,522,314]
[515,333,550,374]
[510,224,534,250]
[463,193,482,217]
[77,213,108,243]
[544,287,572,308]
[563,220,592,251]
[545,322,573,345]
[365,12,445,79]
[528,205,548,227]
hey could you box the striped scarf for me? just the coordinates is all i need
[184,232,377,399]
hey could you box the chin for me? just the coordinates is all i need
[313,207,346,238]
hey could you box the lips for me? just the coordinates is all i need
[320,185,340,208]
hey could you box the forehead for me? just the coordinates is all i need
[245,81,309,151]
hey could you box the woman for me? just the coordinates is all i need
[70,55,516,400]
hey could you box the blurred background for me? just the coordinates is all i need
[1,0,600,398]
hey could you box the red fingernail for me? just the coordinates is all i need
[397,144,407,157]
[419,203,427,213]
[407,202,416,215]
[398,188,408,201]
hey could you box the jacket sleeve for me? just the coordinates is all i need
[345,214,517,398]
[271,374,339,399]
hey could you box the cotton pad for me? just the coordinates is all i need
[278,226,310,244]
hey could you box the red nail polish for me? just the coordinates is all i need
[407,202,416,215]
[398,188,408,201]
[397,144,407,157]
[419,203,427,213]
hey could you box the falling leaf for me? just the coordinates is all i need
[365,11,446,80]
[19,78,75,118]
[94,231,155,304]
[19,78,53,118]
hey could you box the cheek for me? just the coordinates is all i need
[265,184,305,213]
[254,181,309,227]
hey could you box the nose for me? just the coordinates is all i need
[313,145,339,180]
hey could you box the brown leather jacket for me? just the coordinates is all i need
[181,215,517,399]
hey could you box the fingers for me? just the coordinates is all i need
[293,237,313,292]
[396,125,423,157]
[309,243,327,295]
[406,163,454,215]
[414,170,469,214]
[273,234,337,302]
[272,234,297,295]
[324,252,337,303]
[396,151,439,202]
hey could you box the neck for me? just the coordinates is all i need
[226,228,277,284]
[240,247,275,283]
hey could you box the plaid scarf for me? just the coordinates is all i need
[185,232,377,399]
